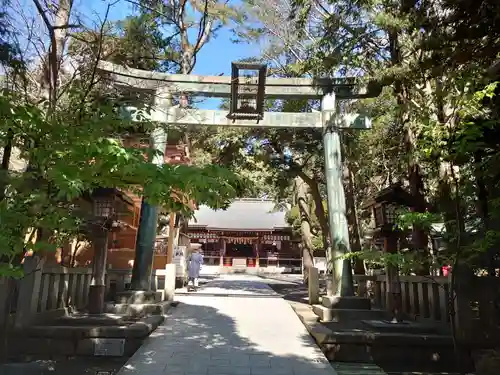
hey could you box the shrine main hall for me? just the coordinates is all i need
[187,199,301,271]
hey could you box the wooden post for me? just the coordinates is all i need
[452,265,476,342]
[88,229,109,314]
[384,235,402,322]
[15,257,44,327]
[166,213,176,264]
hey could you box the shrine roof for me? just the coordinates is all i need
[188,199,290,231]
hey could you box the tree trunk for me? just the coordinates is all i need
[294,177,314,284]
[0,129,13,202]
[35,0,74,107]
[343,161,365,275]
[298,170,330,252]
[407,139,429,275]
[472,154,497,275]
[389,0,429,275]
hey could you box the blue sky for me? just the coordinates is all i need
[16,0,260,81]
[77,0,258,109]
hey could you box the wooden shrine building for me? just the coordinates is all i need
[187,199,301,270]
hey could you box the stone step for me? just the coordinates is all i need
[362,319,441,335]
[313,305,390,322]
[5,315,165,358]
[332,362,387,375]
[321,295,371,310]
[292,304,474,374]
[105,301,172,318]
[332,362,466,375]
[114,290,163,304]
[320,329,470,372]
[51,313,127,326]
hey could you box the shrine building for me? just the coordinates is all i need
[187,198,301,272]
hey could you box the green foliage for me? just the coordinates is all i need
[69,13,177,72]
[131,0,244,73]
[0,83,242,277]
[284,0,500,275]
[396,210,441,232]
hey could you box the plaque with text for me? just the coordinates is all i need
[93,338,125,357]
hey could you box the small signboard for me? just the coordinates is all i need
[173,246,187,278]
[93,338,125,357]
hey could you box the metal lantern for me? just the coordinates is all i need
[373,202,397,227]
[384,203,397,224]
[373,203,385,227]
[93,195,115,218]
[228,62,267,120]
[88,188,131,223]
[363,184,414,232]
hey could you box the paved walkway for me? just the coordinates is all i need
[118,275,336,375]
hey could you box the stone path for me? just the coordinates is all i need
[118,274,336,375]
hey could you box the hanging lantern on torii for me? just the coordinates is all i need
[227,62,267,121]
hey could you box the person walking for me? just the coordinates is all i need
[187,248,204,291]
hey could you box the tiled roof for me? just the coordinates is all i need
[188,199,290,231]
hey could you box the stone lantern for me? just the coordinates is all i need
[362,183,415,322]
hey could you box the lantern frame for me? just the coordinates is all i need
[87,188,132,231]
[362,184,415,233]
[228,62,267,121]
[92,196,115,219]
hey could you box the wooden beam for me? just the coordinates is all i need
[124,107,371,129]
[97,61,378,99]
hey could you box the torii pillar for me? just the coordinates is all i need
[322,93,355,297]
[130,89,171,291]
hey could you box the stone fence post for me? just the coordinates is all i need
[15,256,45,327]
[308,266,320,305]
[164,263,176,302]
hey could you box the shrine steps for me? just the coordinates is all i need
[313,305,389,322]
[4,292,177,360]
[3,313,166,359]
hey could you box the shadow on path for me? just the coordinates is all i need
[118,287,334,375]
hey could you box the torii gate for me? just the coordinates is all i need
[97,61,381,297]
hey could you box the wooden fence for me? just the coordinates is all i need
[0,260,171,327]
[353,274,451,324]
[2,255,304,327]
[3,259,500,344]
[0,260,91,326]
[37,265,93,314]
